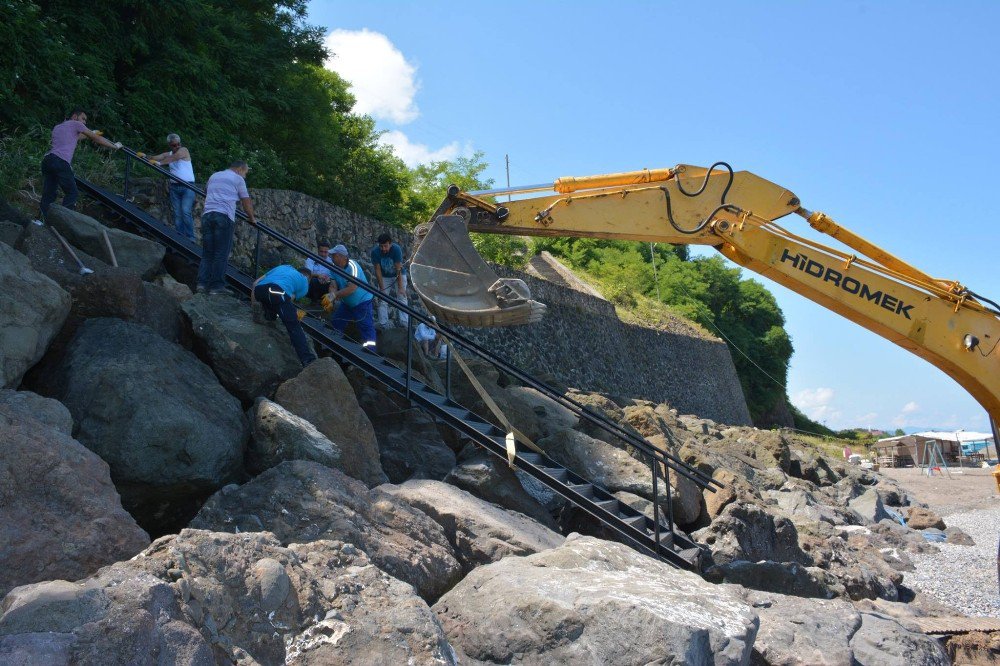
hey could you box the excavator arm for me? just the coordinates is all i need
[410,163,1000,428]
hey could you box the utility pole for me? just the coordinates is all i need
[505,154,511,202]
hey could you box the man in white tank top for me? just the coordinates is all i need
[146,133,196,241]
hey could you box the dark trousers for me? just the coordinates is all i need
[254,283,316,367]
[40,153,77,217]
[330,298,377,350]
[308,277,330,301]
[197,211,235,290]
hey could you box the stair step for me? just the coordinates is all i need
[519,452,543,465]
[594,499,619,513]
[567,483,594,498]
[539,466,568,482]
[620,514,647,529]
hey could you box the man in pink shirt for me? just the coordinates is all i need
[40,108,122,218]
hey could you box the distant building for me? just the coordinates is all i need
[873,431,996,467]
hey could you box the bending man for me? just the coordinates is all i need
[40,108,122,218]
[252,264,317,367]
[326,244,377,352]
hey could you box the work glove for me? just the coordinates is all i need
[296,309,307,322]
[321,293,335,313]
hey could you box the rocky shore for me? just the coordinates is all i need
[1,202,993,663]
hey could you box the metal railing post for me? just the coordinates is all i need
[651,456,660,555]
[405,315,414,400]
[664,464,675,533]
[123,153,132,200]
[252,228,261,278]
[445,341,452,401]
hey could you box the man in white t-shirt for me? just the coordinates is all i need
[146,133,196,241]
[304,239,334,301]
[196,160,256,294]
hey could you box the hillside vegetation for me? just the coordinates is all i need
[1,0,823,430]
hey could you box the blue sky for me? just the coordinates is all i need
[307,1,999,433]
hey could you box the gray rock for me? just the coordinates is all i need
[0,389,72,435]
[764,486,851,526]
[69,268,182,341]
[274,358,387,487]
[537,429,657,500]
[0,221,21,247]
[29,318,247,528]
[944,526,975,545]
[181,293,307,402]
[445,451,560,530]
[154,273,193,303]
[0,530,455,665]
[848,488,892,524]
[353,377,456,482]
[850,612,949,665]
[246,397,343,475]
[0,401,149,599]
[12,220,110,289]
[190,460,462,601]
[433,534,758,665]
[737,589,944,666]
[712,560,833,599]
[494,385,579,443]
[0,241,71,388]
[380,479,564,571]
[693,501,810,566]
[45,204,164,278]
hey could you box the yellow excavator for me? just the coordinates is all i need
[409,162,1000,437]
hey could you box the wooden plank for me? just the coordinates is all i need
[912,616,1000,635]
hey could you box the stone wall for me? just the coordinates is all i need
[127,180,751,424]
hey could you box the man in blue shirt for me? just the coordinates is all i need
[252,264,316,367]
[370,232,409,328]
[327,244,377,352]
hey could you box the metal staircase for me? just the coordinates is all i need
[75,152,721,570]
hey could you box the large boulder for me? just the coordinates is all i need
[739,588,948,666]
[380,479,564,571]
[28,318,247,531]
[0,241,70,388]
[493,385,579,443]
[0,398,149,599]
[245,398,343,475]
[536,429,659,501]
[0,388,72,434]
[433,534,758,665]
[905,506,946,530]
[14,220,110,289]
[0,530,455,665]
[274,358,387,486]
[181,293,306,403]
[190,460,462,601]
[848,488,892,524]
[693,501,810,566]
[65,267,182,342]
[352,376,456,482]
[444,450,560,530]
[45,204,164,278]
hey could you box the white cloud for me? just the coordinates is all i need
[324,29,419,124]
[891,401,921,427]
[792,387,840,423]
[379,131,472,167]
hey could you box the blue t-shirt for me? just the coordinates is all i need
[259,265,308,299]
[333,259,374,308]
[370,243,404,278]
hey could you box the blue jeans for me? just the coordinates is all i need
[330,298,377,349]
[254,283,316,367]
[169,185,196,240]
[197,211,235,290]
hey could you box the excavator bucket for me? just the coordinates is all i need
[410,214,547,327]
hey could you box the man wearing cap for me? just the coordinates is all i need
[39,108,122,219]
[197,160,256,295]
[370,232,409,328]
[325,244,377,351]
[144,133,196,241]
[251,264,316,367]
[304,239,334,301]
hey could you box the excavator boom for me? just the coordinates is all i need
[409,163,1000,429]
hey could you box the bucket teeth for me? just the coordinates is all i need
[410,214,547,328]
